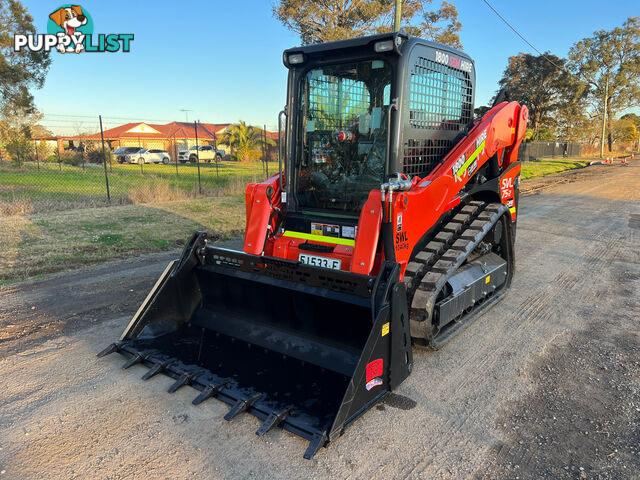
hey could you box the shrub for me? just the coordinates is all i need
[60,151,83,166]
[87,149,113,164]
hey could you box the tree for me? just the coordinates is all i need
[620,113,640,132]
[0,0,52,116]
[612,117,638,144]
[568,17,640,153]
[0,108,50,164]
[273,0,462,48]
[217,121,276,163]
[495,53,575,140]
[474,105,491,119]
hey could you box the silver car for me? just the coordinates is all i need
[127,148,171,164]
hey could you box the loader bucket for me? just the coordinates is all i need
[99,231,413,459]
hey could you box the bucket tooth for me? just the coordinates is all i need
[97,341,124,358]
[224,393,263,421]
[192,381,229,405]
[167,369,206,393]
[121,350,158,369]
[256,408,291,436]
[303,431,327,460]
[141,359,176,381]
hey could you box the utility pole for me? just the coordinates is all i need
[394,0,402,32]
[600,76,608,159]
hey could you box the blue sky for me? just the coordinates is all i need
[24,0,637,135]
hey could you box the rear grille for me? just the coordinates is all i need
[409,57,473,131]
[402,138,453,177]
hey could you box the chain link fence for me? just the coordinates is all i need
[518,141,582,162]
[0,144,273,217]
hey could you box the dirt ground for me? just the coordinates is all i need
[1,161,638,479]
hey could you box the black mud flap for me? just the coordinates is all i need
[98,231,413,459]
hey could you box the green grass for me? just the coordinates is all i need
[521,157,591,180]
[0,160,269,213]
[0,155,600,284]
[0,195,247,284]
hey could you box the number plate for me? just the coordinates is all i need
[298,253,341,270]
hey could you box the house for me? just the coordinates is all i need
[42,121,232,157]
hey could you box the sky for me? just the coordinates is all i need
[22,0,638,135]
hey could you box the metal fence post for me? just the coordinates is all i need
[138,136,143,174]
[194,121,202,194]
[174,133,179,177]
[264,124,269,178]
[57,145,62,171]
[99,115,111,202]
[213,132,219,178]
[34,139,40,170]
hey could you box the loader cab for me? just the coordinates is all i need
[283,33,475,220]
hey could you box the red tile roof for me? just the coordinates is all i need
[37,122,279,142]
[78,122,232,140]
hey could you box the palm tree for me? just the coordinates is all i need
[217,121,275,162]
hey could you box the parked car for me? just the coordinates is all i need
[126,148,171,164]
[178,145,224,163]
[113,146,143,164]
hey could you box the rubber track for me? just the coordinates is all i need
[403,201,509,346]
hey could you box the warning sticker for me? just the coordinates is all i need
[311,222,340,237]
[382,322,390,337]
[341,225,356,239]
[366,358,383,382]
[365,377,383,391]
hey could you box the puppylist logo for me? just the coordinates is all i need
[14,5,134,54]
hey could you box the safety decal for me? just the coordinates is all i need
[341,225,356,239]
[485,275,491,284]
[365,377,383,391]
[396,213,403,233]
[382,322,390,337]
[311,222,340,238]
[366,358,383,382]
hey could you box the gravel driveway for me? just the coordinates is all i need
[1,161,638,479]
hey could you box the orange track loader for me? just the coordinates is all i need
[99,32,528,459]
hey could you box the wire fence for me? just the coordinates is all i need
[0,114,278,216]
[0,156,274,217]
[518,141,582,162]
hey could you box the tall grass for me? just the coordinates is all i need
[0,161,269,216]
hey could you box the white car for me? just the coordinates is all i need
[178,145,224,163]
[126,148,171,165]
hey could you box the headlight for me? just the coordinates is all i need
[288,53,304,64]
[374,40,394,52]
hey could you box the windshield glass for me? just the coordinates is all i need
[295,59,392,213]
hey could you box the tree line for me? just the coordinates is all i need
[481,17,639,152]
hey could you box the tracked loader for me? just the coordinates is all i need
[99,32,528,459]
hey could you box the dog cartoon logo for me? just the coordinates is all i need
[14,5,132,54]
[47,5,92,53]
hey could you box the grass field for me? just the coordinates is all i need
[0,155,596,284]
[520,157,591,180]
[0,195,246,284]
[0,161,269,214]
